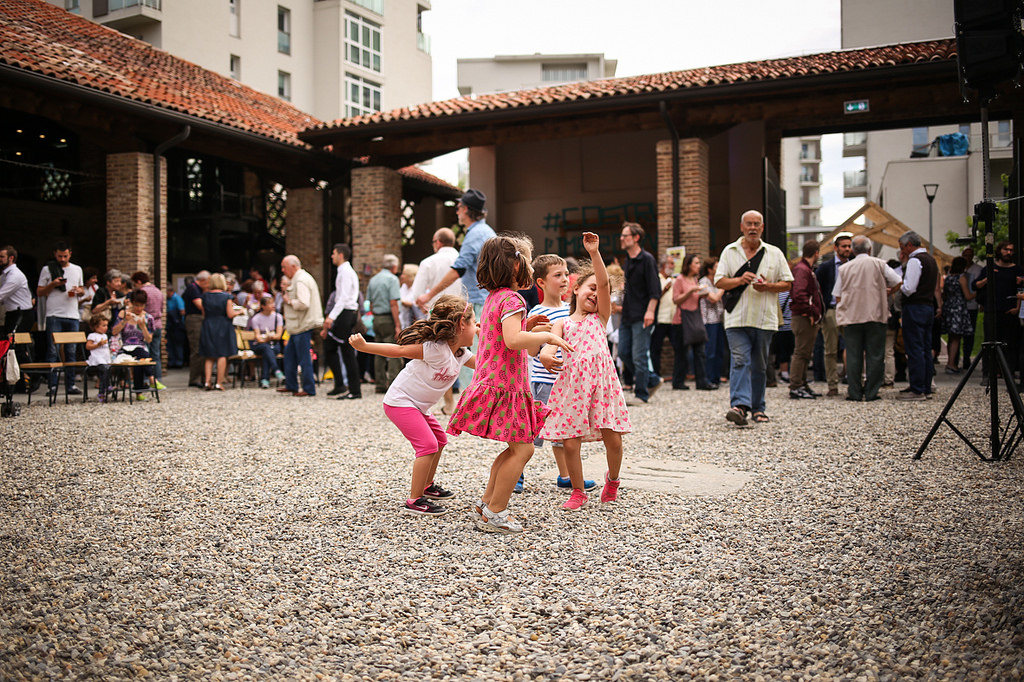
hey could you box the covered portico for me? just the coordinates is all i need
[303,39,1024,263]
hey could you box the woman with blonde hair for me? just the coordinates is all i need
[199,272,240,390]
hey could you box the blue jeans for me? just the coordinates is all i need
[705,322,725,385]
[46,316,82,389]
[725,327,775,413]
[902,304,934,395]
[283,329,316,394]
[618,319,660,401]
[252,341,281,381]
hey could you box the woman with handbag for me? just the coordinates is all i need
[671,254,712,390]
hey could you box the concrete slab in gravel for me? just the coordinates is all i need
[548,457,753,496]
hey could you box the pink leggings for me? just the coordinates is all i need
[383,404,448,458]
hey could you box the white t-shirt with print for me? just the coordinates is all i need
[384,340,473,413]
[87,333,111,366]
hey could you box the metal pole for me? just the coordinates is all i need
[928,200,934,255]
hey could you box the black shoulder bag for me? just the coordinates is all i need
[721,247,766,313]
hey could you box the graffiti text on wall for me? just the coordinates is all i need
[541,202,656,255]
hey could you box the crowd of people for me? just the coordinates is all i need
[4,193,1023,533]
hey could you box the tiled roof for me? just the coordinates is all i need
[0,0,321,147]
[397,165,461,195]
[312,39,958,132]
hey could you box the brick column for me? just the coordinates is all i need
[285,186,324,292]
[656,138,710,260]
[351,166,402,288]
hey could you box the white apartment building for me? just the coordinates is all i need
[457,53,617,96]
[840,0,1011,248]
[781,135,823,255]
[54,0,433,122]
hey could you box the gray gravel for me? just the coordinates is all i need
[2,376,1023,680]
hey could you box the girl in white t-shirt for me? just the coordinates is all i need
[85,316,112,401]
[349,295,478,516]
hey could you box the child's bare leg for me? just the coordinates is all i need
[410,450,440,500]
[424,445,444,489]
[481,446,511,506]
[486,442,534,514]
[601,429,623,480]
[552,444,569,478]
[562,437,585,489]
[443,388,455,413]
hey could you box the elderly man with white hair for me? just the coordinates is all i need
[366,253,403,393]
[834,235,902,402]
[279,254,323,397]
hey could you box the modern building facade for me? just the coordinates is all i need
[781,135,822,256]
[50,0,433,122]
[839,0,1012,250]
[457,53,617,96]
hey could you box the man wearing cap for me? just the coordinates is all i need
[816,231,852,397]
[415,189,495,383]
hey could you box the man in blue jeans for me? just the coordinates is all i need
[896,231,938,400]
[36,241,85,397]
[714,211,793,425]
[618,222,663,404]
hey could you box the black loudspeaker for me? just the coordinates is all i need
[954,0,1024,93]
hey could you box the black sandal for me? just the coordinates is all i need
[752,412,770,424]
[725,406,748,426]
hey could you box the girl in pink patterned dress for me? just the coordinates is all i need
[447,234,574,534]
[540,232,632,511]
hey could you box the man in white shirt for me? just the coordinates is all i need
[37,241,85,395]
[319,243,362,399]
[0,244,33,338]
[411,227,461,310]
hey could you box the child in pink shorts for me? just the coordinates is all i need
[349,295,477,515]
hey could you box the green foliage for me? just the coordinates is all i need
[946,175,1010,255]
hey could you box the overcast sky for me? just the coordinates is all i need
[419,0,865,227]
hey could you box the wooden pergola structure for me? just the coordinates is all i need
[819,201,956,270]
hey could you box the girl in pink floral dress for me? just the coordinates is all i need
[540,232,632,511]
[447,234,574,534]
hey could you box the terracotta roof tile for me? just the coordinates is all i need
[397,165,460,194]
[0,0,322,146]
[311,39,957,132]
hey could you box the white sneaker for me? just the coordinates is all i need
[476,505,523,534]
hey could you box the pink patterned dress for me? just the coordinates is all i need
[446,288,547,443]
[540,312,632,443]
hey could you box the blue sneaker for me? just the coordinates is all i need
[557,475,597,492]
[513,474,524,494]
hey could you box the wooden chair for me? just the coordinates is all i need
[108,358,160,404]
[52,331,89,404]
[14,333,61,406]
[229,329,259,388]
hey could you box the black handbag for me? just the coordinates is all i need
[721,247,766,313]
[680,308,708,346]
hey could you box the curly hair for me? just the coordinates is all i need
[476,233,534,291]
[396,294,473,356]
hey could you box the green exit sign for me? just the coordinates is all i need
[844,99,870,114]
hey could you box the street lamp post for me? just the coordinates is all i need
[923,183,939,255]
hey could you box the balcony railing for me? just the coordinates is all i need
[844,132,867,147]
[844,169,866,189]
[417,31,431,54]
[349,0,383,15]
[108,0,160,9]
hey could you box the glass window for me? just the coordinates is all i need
[996,120,1012,147]
[350,0,383,15]
[344,73,382,117]
[229,0,239,37]
[278,6,290,55]
[345,12,381,72]
[542,63,588,82]
[65,0,81,13]
[229,54,240,80]
[278,70,291,101]
[912,127,930,156]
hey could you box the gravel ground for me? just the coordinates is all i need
[2,377,1023,680]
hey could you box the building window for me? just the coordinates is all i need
[350,0,383,15]
[346,11,381,72]
[229,54,240,80]
[266,183,287,238]
[65,0,81,13]
[996,120,1012,147]
[278,70,291,101]
[345,73,381,117]
[229,0,240,37]
[912,127,931,156]
[108,0,161,9]
[542,63,588,82]
[278,6,291,54]
[417,5,430,53]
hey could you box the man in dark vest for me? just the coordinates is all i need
[896,231,938,400]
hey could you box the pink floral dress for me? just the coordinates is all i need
[541,312,632,443]
[446,288,547,443]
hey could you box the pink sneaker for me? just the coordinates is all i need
[600,472,620,503]
[561,489,588,511]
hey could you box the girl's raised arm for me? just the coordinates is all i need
[583,232,611,325]
[348,333,424,360]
